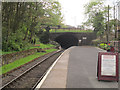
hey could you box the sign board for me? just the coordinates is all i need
[82,37,87,40]
[97,52,119,82]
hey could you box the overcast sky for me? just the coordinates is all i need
[57,0,119,27]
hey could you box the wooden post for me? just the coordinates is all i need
[114,6,117,39]
[107,5,110,43]
[117,2,120,52]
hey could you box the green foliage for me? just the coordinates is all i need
[99,43,111,50]
[92,39,100,46]
[2,1,63,52]
[2,51,16,55]
[39,43,54,49]
[29,43,55,49]
[2,43,55,55]
[1,48,57,75]
[84,0,114,42]
[41,1,63,26]
[50,29,93,33]
[85,1,103,15]
[93,12,104,33]
[40,31,50,44]
[2,30,31,51]
[99,43,106,49]
[84,0,104,26]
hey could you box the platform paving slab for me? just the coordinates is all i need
[67,46,118,88]
[36,46,118,89]
[39,47,73,88]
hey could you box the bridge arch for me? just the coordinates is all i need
[54,33,79,49]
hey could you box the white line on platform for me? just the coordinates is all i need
[35,49,68,89]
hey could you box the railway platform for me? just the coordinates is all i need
[35,46,118,89]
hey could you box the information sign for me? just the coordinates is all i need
[82,37,87,40]
[97,52,119,82]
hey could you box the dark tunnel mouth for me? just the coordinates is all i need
[54,33,79,49]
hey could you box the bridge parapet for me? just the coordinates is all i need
[50,32,96,45]
[50,32,96,40]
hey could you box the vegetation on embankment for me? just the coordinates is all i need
[2,43,55,55]
[1,48,57,75]
[50,29,93,33]
[2,41,59,65]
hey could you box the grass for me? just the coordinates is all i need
[2,51,17,55]
[50,29,93,33]
[1,48,57,75]
[29,43,55,49]
[2,43,55,55]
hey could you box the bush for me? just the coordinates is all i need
[92,39,100,46]
[99,43,111,50]
[39,31,49,44]
[2,30,30,51]
[99,43,105,49]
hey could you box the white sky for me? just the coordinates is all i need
[57,0,119,27]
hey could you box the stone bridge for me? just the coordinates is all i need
[49,32,97,49]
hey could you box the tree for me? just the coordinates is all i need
[77,25,85,30]
[2,2,30,51]
[84,0,112,41]
[40,0,62,26]
[2,1,63,51]
[93,12,104,32]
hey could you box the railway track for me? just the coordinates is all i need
[1,50,63,89]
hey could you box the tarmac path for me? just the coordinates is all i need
[67,46,118,88]
[38,46,118,89]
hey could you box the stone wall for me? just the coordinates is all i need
[50,32,97,46]
[2,48,42,65]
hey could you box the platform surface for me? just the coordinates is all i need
[36,46,118,89]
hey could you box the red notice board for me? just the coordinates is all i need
[97,52,119,82]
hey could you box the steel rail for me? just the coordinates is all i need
[1,50,62,89]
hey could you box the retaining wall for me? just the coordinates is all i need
[2,48,42,65]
